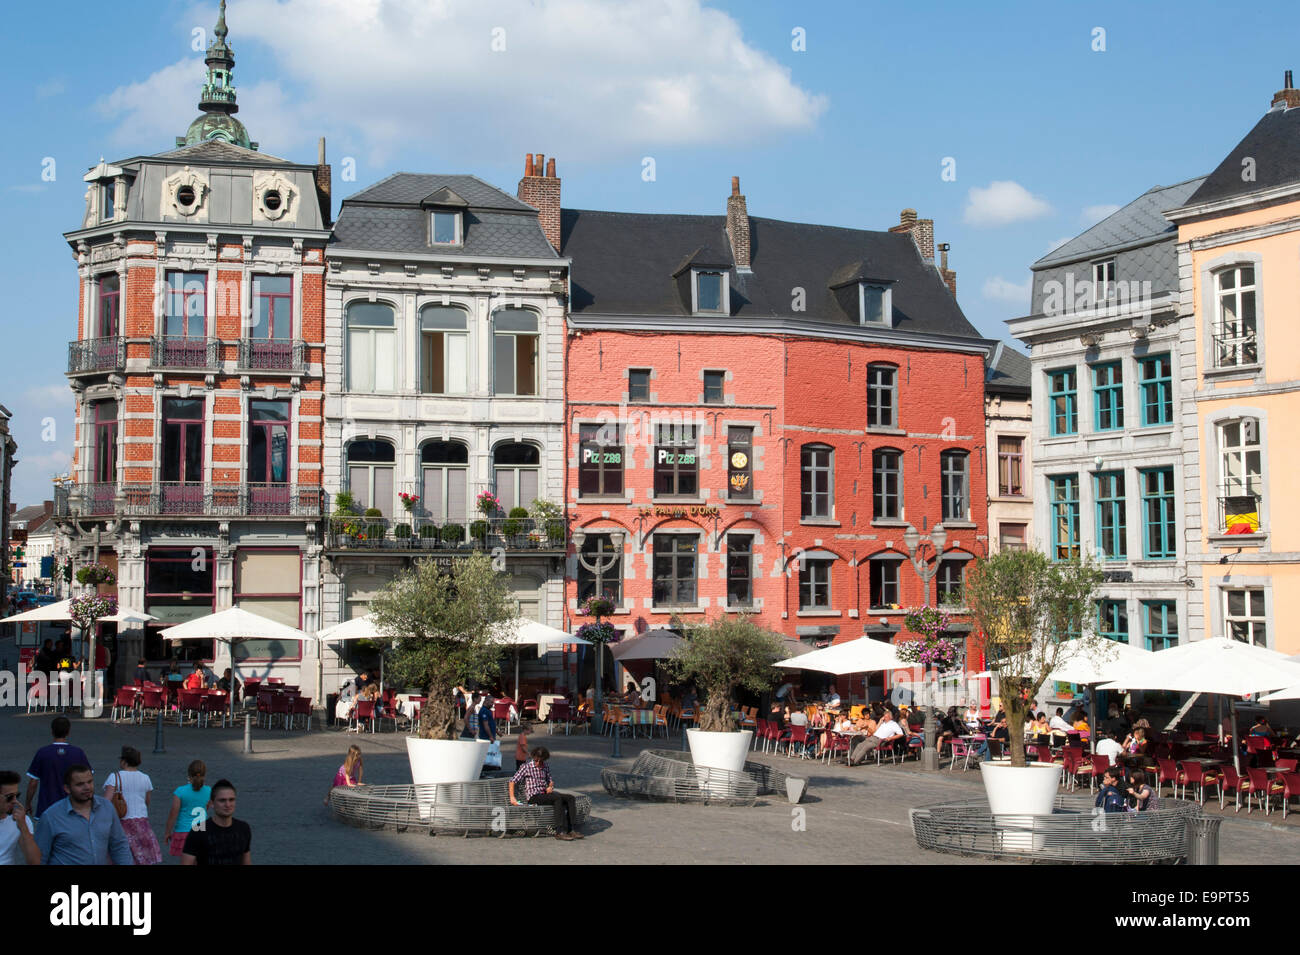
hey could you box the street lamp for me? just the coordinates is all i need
[904,522,947,771]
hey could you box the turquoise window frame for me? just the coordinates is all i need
[1139,353,1173,426]
[1094,470,1127,561]
[1048,368,1077,436]
[1141,466,1176,559]
[1098,599,1129,643]
[1049,474,1080,561]
[1141,599,1178,651]
[1092,361,1124,431]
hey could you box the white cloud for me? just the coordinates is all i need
[1081,203,1121,225]
[102,0,828,162]
[25,383,73,409]
[982,275,1032,305]
[963,181,1052,227]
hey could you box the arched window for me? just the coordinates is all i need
[419,305,468,394]
[493,442,540,510]
[347,440,395,517]
[800,444,832,519]
[421,440,469,522]
[492,307,538,396]
[346,302,396,392]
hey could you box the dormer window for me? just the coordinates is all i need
[692,270,728,315]
[100,182,115,222]
[860,283,890,325]
[431,210,461,245]
[1093,258,1116,304]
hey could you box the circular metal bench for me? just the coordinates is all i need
[329,778,592,837]
[910,794,1202,863]
[600,750,807,806]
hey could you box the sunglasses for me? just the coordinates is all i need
[1,794,17,803]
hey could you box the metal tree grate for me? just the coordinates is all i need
[328,778,592,836]
[600,749,807,806]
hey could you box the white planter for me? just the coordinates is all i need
[687,728,753,794]
[406,737,490,786]
[979,761,1062,852]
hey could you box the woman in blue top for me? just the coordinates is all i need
[164,760,211,857]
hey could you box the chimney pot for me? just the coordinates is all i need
[524,153,534,176]
[1272,71,1300,109]
[546,157,556,178]
[1287,69,1294,89]
[535,153,545,176]
[731,176,740,196]
[900,208,917,225]
[517,150,561,252]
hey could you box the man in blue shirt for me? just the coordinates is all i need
[25,717,91,818]
[34,765,132,865]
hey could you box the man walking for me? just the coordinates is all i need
[181,779,251,865]
[0,771,39,865]
[25,716,91,818]
[509,747,583,841]
[34,765,132,865]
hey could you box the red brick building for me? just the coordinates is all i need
[56,4,331,684]
[547,171,993,694]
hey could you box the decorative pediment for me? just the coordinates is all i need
[162,166,209,218]
[254,170,297,221]
[419,187,469,209]
[671,246,732,278]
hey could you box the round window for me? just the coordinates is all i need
[176,184,197,209]
[263,189,282,212]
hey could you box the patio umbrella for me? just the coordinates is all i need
[1260,655,1300,703]
[1098,637,1300,772]
[500,618,591,702]
[775,636,904,676]
[4,599,72,622]
[102,607,157,624]
[610,628,682,662]
[162,607,316,723]
[316,613,394,704]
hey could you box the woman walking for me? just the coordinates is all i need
[104,746,162,865]
[164,760,211,858]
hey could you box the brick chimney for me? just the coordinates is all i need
[889,208,935,261]
[315,137,332,228]
[726,176,751,269]
[937,242,957,298]
[517,153,562,253]
[1272,70,1300,109]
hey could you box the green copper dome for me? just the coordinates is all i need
[182,111,252,149]
[175,2,258,151]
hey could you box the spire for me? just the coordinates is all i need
[177,1,256,149]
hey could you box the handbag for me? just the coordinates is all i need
[483,740,502,769]
[110,772,129,819]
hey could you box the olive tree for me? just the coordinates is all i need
[964,550,1105,767]
[369,552,516,740]
[664,614,787,732]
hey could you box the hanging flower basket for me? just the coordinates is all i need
[398,491,420,513]
[575,621,621,645]
[897,605,961,670]
[69,594,117,631]
[579,594,616,619]
[75,564,117,586]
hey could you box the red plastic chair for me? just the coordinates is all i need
[291,696,312,731]
[200,693,228,728]
[111,688,139,723]
[178,689,204,726]
[1275,758,1298,774]
[1155,758,1183,796]
[822,731,850,765]
[1188,730,1206,742]
[1088,754,1111,793]
[1278,773,1300,820]
[268,693,292,730]
[1218,765,1245,811]
[1244,768,1284,814]
[139,688,163,720]
[492,699,515,734]
[1177,762,1220,805]
[267,677,285,685]
[548,699,572,736]
[353,699,376,733]
[786,725,810,758]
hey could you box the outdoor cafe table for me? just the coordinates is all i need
[536,694,565,721]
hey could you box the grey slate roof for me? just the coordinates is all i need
[11,505,50,529]
[344,173,536,212]
[1179,105,1300,207]
[332,173,558,259]
[985,344,1031,396]
[1036,176,1206,268]
[560,210,980,339]
[152,140,290,165]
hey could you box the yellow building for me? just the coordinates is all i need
[1168,74,1300,656]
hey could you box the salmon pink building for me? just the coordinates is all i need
[550,174,994,695]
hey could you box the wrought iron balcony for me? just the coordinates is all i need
[151,336,220,370]
[238,338,306,373]
[326,515,569,552]
[1212,325,1258,368]
[1218,488,1262,535]
[67,337,126,375]
[54,481,324,519]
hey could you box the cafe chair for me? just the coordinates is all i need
[1244,768,1284,815]
[111,688,139,723]
[1155,758,1184,797]
[1177,761,1220,806]
[1278,773,1300,820]
[548,699,572,736]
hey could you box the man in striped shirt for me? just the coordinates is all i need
[509,747,582,841]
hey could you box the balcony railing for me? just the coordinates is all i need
[54,482,324,519]
[67,337,126,375]
[1219,488,1262,535]
[1212,326,1258,368]
[238,339,306,373]
[151,336,220,370]
[326,515,569,552]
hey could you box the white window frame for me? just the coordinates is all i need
[1092,258,1115,304]
[1213,265,1258,368]
[429,210,462,246]
[867,363,898,429]
[691,270,729,316]
[1223,588,1267,647]
[345,301,398,393]
[491,308,539,397]
[859,283,892,326]
[1218,416,1263,531]
[418,305,469,395]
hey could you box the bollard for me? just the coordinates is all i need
[611,717,622,758]
[680,720,689,752]
[152,710,166,754]
[243,713,253,754]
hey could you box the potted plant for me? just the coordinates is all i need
[331,491,359,541]
[440,523,465,547]
[418,523,439,547]
[394,524,413,546]
[964,550,1104,820]
[75,564,117,587]
[370,553,516,786]
[475,490,500,517]
[363,507,386,543]
[530,498,566,548]
[469,520,488,546]
[664,614,787,778]
[503,506,529,544]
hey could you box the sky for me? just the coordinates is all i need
[0,0,1290,506]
